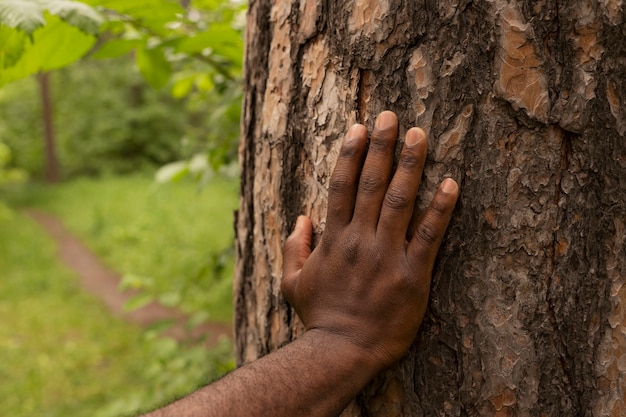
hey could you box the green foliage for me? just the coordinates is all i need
[91,0,247,175]
[0,141,27,219]
[40,0,102,34]
[0,211,233,417]
[0,0,245,179]
[95,337,233,417]
[0,0,101,35]
[0,0,47,34]
[0,0,102,86]
[86,0,245,90]
[0,2,245,413]
[87,0,185,36]
[0,141,27,184]
[16,174,238,321]
[0,25,26,68]
[0,77,43,175]
[135,44,172,89]
[0,14,96,85]
[55,60,188,176]
[0,57,190,177]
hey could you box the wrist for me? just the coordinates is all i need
[301,328,388,383]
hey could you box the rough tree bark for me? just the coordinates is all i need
[235,1,626,415]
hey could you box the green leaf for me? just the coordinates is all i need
[155,160,188,183]
[136,45,171,89]
[191,0,222,9]
[175,32,214,55]
[0,141,11,167]
[0,0,45,35]
[0,14,96,87]
[175,24,243,66]
[40,0,102,35]
[0,0,101,35]
[145,319,175,335]
[196,73,214,92]
[171,73,195,98]
[0,25,26,69]
[119,274,154,291]
[88,0,183,35]
[207,24,244,66]
[123,292,154,312]
[158,292,181,307]
[187,311,210,329]
[152,337,178,357]
[91,37,143,59]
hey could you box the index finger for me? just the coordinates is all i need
[325,124,368,234]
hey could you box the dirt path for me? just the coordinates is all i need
[25,209,232,348]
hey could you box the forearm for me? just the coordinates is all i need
[143,112,458,417]
[144,330,380,417]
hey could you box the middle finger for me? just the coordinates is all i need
[352,111,398,229]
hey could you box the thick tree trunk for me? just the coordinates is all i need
[38,72,59,183]
[235,1,626,415]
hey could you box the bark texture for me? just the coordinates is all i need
[235,1,626,415]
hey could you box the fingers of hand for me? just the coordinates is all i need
[326,124,368,233]
[353,111,398,227]
[377,127,427,241]
[281,216,313,303]
[410,178,459,266]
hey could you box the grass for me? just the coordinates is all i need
[1,174,238,416]
[0,209,233,417]
[11,174,238,322]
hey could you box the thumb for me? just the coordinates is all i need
[281,215,312,303]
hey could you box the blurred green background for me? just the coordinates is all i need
[0,0,245,415]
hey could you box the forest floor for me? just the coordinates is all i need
[25,209,232,348]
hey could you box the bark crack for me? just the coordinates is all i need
[546,127,576,411]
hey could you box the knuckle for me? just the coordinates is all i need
[384,187,411,211]
[358,173,384,194]
[339,140,362,159]
[328,172,352,194]
[415,219,439,245]
[398,152,421,170]
[369,133,395,153]
[431,195,451,216]
[371,246,387,272]
[342,232,361,264]
[372,121,397,139]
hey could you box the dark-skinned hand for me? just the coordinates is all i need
[282,111,459,372]
[144,111,459,417]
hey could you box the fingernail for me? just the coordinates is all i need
[441,178,458,194]
[405,128,425,148]
[375,111,396,130]
[346,124,366,142]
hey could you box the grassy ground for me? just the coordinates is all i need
[1,174,238,416]
[0,209,233,417]
[11,174,238,322]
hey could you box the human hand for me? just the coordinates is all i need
[281,111,459,372]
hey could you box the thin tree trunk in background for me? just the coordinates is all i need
[38,72,59,183]
[235,1,626,415]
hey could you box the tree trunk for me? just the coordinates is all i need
[235,1,626,415]
[38,72,59,183]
